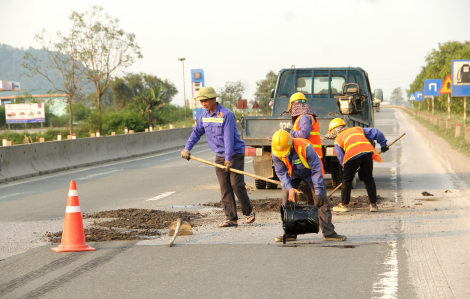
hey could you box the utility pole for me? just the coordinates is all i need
[178,58,187,119]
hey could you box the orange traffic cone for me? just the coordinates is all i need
[52,180,95,252]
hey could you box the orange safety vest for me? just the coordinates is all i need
[279,138,324,177]
[293,114,322,158]
[334,127,382,166]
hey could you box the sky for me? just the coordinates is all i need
[1,0,470,106]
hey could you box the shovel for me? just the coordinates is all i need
[167,218,193,247]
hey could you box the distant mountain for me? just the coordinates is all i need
[0,44,58,91]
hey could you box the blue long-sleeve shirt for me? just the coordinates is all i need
[272,144,325,195]
[291,115,312,139]
[335,127,387,167]
[184,103,245,161]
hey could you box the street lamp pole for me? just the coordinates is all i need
[178,58,187,119]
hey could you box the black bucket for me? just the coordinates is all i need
[280,204,320,235]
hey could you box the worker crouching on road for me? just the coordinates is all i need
[181,86,255,228]
[325,118,388,213]
[271,130,346,242]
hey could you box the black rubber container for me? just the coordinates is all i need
[280,204,320,235]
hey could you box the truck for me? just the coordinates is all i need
[373,89,383,112]
[241,67,375,189]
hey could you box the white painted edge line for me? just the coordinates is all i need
[0,144,209,189]
[66,206,81,213]
[147,192,176,201]
[68,190,78,196]
[78,169,123,180]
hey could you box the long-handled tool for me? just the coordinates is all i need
[189,155,282,186]
[327,133,406,199]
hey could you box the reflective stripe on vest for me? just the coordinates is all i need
[279,138,311,176]
[293,114,322,157]
[334,127,382,166]
[202,117,224,123]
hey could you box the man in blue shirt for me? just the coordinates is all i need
[181,86,255,227]
[271,130,346,242]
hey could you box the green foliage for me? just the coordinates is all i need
[134,87,166,126]
[0,106,5,127]
[408,41,470,114]
[218,81,245,111]
[86,108,147,135]
[254,70,277,114]
[154,104,191,125]
[390,87,405,105]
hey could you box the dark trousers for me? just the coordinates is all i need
[341,153,377,205]
[281,179,335,236]
[215,154,252,221]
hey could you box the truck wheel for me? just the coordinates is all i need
[255,179,266,189]
[267,182,278,189]
[331,162,343,188]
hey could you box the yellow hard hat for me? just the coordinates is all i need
[196,86,220,101]
[328,118,346,133]
[271,130,293,157]
[288,92,308,109]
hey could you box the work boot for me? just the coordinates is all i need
[370,203,379,212]
[323,232,347,241]
[332,203,349,212]
[275,234,297,242]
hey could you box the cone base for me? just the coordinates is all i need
[52,244,96,252]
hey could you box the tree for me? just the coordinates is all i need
[218,81,245,110]
[254,70,277,115]
[22,23,88,134]
[134,87,166,126]
[390,87,404,105]
[73,6,143,130]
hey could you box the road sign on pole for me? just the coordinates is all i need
[438,75,452,94]
[423,79,442,97]
[415,92,423,101]
[451,60,470,97]
[409,94,416,101]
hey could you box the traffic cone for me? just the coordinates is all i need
[52,180,95,252]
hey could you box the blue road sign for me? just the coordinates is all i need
[423,79,442,97]
[415,92,424,101]
[409,93,416,101]
[452,60,470,97]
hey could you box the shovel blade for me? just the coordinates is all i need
[168,220,193,236]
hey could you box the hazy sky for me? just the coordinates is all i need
[1,0,469,106]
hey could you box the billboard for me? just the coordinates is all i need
[5,103,45,124]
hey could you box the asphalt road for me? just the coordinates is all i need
[1,108,470,298]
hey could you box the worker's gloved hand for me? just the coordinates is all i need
[283,127,292,134]
[181,149,191,161]
[314,194,324,208]
[288,188,300,203]
[224,160,232,173]
[381,146,389,153]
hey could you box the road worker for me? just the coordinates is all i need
[271,130,347,242]
[181,86,255,227]
[325,118,388,212]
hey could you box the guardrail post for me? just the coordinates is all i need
[466,127,470,143]
[439,118,444,128]
[455,123,461,138]
[2,137,7,146]
[446,118,451,129]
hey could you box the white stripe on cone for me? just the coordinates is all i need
[68,190,78,196]
[66,206,81,213]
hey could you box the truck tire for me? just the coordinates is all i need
[255,179,266,189]
[267,182,278,189]
[331,162,343,188]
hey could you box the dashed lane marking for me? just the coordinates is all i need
[146,192,176,201]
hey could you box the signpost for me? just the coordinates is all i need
[438,75,452,119]
[190,69,205,121]
[415,92,423,111]
[424,79,442,115]
[452,60,470,127]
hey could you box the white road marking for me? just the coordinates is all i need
[0,144,209,189]
[0,192,32,200]
[78,169,123,180]
[372,241,399,298]
[245,158,253,163]
[146,192,176,201]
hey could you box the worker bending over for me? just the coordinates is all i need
[181,86,255,227]
[271,130,346,242]
[326,118,388,212]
